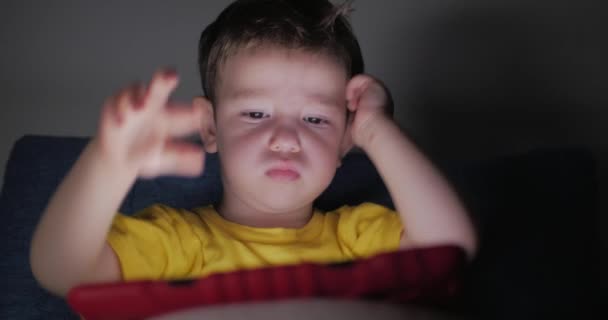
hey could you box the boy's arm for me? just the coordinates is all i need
[30,140,134,297]
[30,70,206,297]
[361,118,477,258]
[346,75,477,259]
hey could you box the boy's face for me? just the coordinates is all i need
[208,46,351,212]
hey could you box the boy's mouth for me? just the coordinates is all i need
[265,164,300,182]
[266,169,300,181]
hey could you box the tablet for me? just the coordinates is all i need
[68,245,465,320]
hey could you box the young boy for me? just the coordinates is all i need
[30,0,476,298]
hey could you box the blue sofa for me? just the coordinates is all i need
[0,135,599,319]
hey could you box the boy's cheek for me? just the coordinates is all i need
[220,136,258,160]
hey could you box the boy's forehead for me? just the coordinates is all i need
[225,87,345,109]
[216,46,348,102]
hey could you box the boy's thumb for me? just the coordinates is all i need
[160,141,206,177]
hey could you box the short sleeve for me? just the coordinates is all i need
[335,202,404,258]
[106,204,206,281]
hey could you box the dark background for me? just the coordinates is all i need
[1,0,605,296]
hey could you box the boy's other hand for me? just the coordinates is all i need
[345,74,394,149]
[95,68,205,179]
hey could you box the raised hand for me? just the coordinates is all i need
[95,69,205,178]
[345,74,394,149]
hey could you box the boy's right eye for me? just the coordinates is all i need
[241,111,268,120]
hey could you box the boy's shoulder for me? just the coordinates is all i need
[117,202,398,228]
[118,203,210,224]
[324,202,397,220]
[129,202,395,216]
[327,202,392,212]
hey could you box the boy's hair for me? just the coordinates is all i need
[198,0,364,103]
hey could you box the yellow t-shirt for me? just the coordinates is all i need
[107,202,403,281]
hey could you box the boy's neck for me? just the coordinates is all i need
[215,192,315,228]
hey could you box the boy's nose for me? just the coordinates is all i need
[269,125,301,153]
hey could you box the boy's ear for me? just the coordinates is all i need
[193,96,217,153]
[338,111,355,167]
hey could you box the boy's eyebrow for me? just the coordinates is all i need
[227,88,268,100]
[306,92,344,109]
[228,88,343,108]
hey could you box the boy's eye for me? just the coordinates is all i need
[304,117,328,125]
[242,111,268,119]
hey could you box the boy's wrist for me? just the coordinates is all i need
[87,139,139,180]
[355,116,398,151]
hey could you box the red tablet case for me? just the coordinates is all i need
[68,245,465,320]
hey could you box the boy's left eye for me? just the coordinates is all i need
[303,117,328,125]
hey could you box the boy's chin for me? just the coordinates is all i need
[257,197,315,213]
[249,191,318,213]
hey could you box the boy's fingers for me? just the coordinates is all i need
[133,83,147,110]
[346,74,370,98]
[114,83,142,124]
[345,74,371,111]
[164,103,204,137]
[101,95,117,122]
[159,142,205,177]
[144,69,179,111]
[99,96,120,135]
